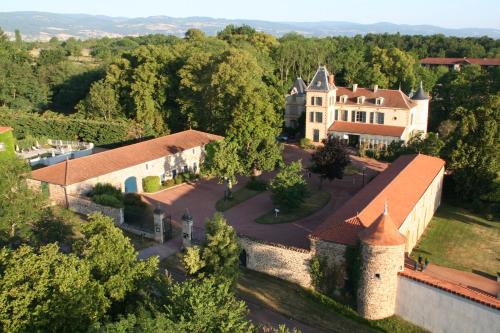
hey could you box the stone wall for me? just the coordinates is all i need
[67,195,124,224]
[239,236,313,288]
[119,223,156,240]
[396,275,500,333]
[357,243,405,320]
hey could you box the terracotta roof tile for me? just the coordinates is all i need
[329,121,406,137]
[359,206,406,246]
[31,130,223,186]
[311,154,445,245]
[399,268,500,310]
[420,57,500,66]
[0,126,12,134]
[335,86,416,109]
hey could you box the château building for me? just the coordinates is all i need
[285,66,430,146]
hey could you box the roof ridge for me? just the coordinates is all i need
[356,154,419,227]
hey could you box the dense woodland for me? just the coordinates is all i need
[0,25,498,203]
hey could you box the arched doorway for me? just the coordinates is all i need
[124,176,138,193]
[239,250,247,268]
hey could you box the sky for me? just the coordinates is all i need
[1,0,499,29]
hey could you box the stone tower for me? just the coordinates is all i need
[357,203,406,320]
[411,81,430,134]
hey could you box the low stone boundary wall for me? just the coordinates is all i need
[239,236,312,288]
[67,195,124,224]
[396,275,500,333]
[119,223,156,240]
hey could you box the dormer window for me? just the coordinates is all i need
[357,96,366,104]
[339,95,348,103]
[375,97,384,105]
[316,80,322,88]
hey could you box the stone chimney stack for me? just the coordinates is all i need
[373,84,378,93]
[328,74,335,86]
[352,83,358,92]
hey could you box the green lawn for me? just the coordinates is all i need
[255,190,331,224]
[411,204,500,277]
[215,187,263,212]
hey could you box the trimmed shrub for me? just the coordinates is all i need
[246,177,267,191]
[92,194,124,208]
[123,193,145,208]
[89,183,121,198]
[299,137,314,149]
[142,176,161,193]
[163,179,176,188]
[175,174,184,185]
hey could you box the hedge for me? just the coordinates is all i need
[143,176,161,193]
[0,108,138,146]
[0,129,15,161]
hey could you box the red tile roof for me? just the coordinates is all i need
[329,121,406,138]
[359,207,406,246]
[0,126,12,134]
[420,57,500,66]
[311,154,445,245]
[399,268,500,310]
[31,130,223,186]
[335,86,416,109]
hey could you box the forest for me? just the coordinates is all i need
[0,25,498,205]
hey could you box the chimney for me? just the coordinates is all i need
[328,74,335,86]
[352,83,358,92]
[373,84,378,93]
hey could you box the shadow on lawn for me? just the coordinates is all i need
[437,208,494,229]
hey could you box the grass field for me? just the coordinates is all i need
[215,187,263,212]
[411,204,500,277]
[255,190,331,224]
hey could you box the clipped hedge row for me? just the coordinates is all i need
[0,108,137,146]
[0,129,16,161]
[143,176,161,193]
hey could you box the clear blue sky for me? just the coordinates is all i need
[1,0,499,29]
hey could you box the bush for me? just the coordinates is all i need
[270,161,309,211]
[175,174,184,185]
[246,177,267,191]
[299,137,314,149]
[142,176,161,193]
[92,194,124,208]
[89,183,121,198]
[123,193,145,208]
[163,179,176,188]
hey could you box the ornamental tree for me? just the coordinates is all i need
[269,160,309,211]
[310,137,350,188]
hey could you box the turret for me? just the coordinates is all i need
[411,81,430,134]
[357,203,406,320]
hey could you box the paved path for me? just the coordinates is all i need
[137,236,182,260]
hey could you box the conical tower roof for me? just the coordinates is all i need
[359,203,406,246]
[412,81,429,100]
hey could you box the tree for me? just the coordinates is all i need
[0,158,46,246]
[269,160,309,211]
[0,244,109,332]
[310,137,350,188]
[73,213,158,302]
[203,139,244,199]
[183,213,241,283]
[62,37,82,56]
[77,79,123,120]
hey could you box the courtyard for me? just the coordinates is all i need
[142,144,386,249]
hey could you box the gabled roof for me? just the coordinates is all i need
[0,126,12,134]
[329,122,406,138]
[420,57,500,66]
[335,86,416,109]
[290,77,307,95]
[31,130,223,186]
[307,66,335,92]
[311,154,445,245]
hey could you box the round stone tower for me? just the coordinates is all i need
[357,203,406,320]
[411,81,430,134]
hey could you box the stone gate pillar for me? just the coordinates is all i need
[181,209,193,249]
[153,204,165,244]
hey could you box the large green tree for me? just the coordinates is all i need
[269,160,309,211]
[310,137,350,187]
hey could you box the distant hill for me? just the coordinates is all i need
[1,11,499,41]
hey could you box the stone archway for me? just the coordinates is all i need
[124,176,138,193]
